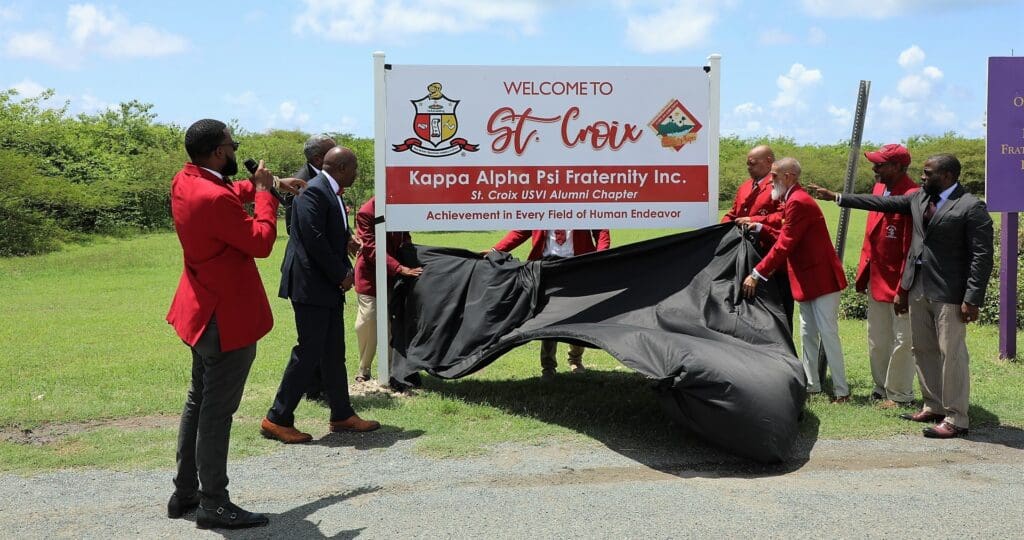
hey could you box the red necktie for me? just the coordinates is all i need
[923,194,939,226]
[554,230,567,245]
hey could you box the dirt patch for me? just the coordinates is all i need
[0,414,180,445]
[1,382,411,446]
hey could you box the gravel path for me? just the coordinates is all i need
[2,427,1023,539]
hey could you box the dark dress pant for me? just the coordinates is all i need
[173,316,257,506]
[266,301,354,427]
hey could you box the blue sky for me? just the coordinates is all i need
[1,0,1020,144]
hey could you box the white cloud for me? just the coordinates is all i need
[4,31,66,65]
[827,105,851,126]
[9,78,46,98]
[225,91,260,108]
[800,0,1009,19]
[807,26,826,45]
[1,3,187,67]
[897,74,932,100]
[922,65,943,80]
[293,0,542,43]
[77,93,112,114]
[771,63,822,108]
[758,28,795,45]
[623,1,718,53]
[733,102,763,117]
[898,45,925,68]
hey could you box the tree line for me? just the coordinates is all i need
[0,90,994,255]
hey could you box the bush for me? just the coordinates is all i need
[839,265,867,320]
[978,230,1024,329]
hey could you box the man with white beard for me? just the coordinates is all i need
[741,158,850,402]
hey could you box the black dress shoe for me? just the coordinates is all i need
[196,502,269,530]
[167,493,200,519]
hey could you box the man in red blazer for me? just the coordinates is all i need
[492,229,611,377]
[166,119,304,529]
[353,196,422,382]
[741,158,850,401]
[723,145,791,328]
[722,144,784,248]
[856,144,919,408]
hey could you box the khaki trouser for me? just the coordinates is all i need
[354,293,389,378]
[867,296,915,402]
[540,341,585,371]
[909,278,971,428]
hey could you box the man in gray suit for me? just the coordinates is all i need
[810,154,993,439]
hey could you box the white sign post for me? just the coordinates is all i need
[373,57,721,383]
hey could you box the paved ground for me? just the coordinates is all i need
[2,427,1023,539]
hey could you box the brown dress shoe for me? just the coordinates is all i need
[260,417,312,444]
[831,395,851,404]
[899,410,945,423]
[329,414,380,433]
[923,421,968,439]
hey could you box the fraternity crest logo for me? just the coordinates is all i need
[392,82,478,157]
[648,99,703,151]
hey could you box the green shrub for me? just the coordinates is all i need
[839,265,868,320]
[978,231,1024,329]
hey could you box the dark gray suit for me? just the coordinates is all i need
[284,163,317,235]
[841,185,993,306]
[840,184,993,428]
[268,172,355,426]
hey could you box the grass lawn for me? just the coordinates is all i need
[1,206,1021,474]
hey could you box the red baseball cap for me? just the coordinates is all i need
[864,143,911,166]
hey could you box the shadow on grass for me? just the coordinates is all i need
[304,392,425,450]
[198,486,380,539]
[423,369,819,478]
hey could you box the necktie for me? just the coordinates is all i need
[923,194,940,226]
[554,230,567,245]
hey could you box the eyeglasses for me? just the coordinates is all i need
[219,141,240,151]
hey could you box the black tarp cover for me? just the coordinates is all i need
[389,224,807,463]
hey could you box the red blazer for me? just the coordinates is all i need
[721,175,783,249]
[354,196,412,296]
[493,229,611,261]
[856,175,919,302]
[722,175,784,225]
[755,184,847,302]
[166,163,278,351]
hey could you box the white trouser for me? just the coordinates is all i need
[799,291,849,396]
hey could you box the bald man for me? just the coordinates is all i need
[724,145,792,327]
[261,146,379,444]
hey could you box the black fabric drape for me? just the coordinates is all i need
[389,224,806,463]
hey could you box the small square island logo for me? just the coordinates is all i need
[392,82,478,157]
[648,99,702,151]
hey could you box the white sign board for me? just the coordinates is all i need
[383,65,714,230]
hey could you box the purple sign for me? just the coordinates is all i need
[987,57,1024,212]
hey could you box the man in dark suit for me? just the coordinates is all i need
[288,134,336,403]
[167,119,304,529]
[285,134,336,235]
[741,157,850,402]
[260,146,380,444]
[810,154,994,438]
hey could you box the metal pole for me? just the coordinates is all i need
[706,54,722,226]
[372,51,391,383]
[999,212,1018,360]
[819,80,871,387]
